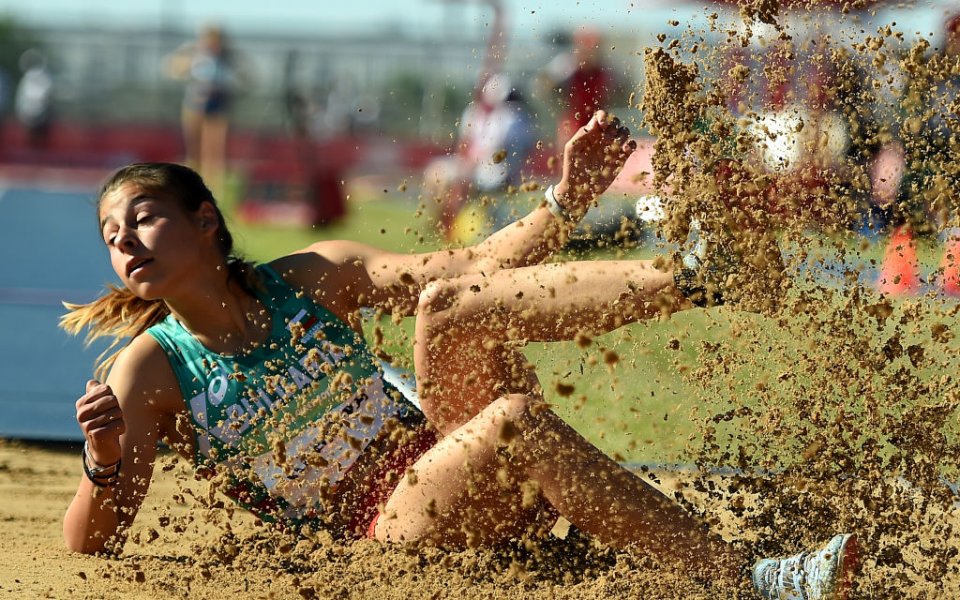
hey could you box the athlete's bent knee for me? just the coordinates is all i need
[483,393,535,427]
[417,279,460,316]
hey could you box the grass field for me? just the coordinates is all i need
[221,190,960,469]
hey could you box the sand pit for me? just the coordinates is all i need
[3,439,957,598]
[9,4,960,600]
[0,440,741,599]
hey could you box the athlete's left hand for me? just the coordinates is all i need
[553,110,636,215]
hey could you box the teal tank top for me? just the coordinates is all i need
[147,264,420,524]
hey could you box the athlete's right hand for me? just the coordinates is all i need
[554,110,635,213]
[76,380,126,467]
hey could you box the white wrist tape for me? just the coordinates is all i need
[544,185,571,222]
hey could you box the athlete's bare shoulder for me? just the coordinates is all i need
[271,240,382,275]
[106,333,185,418]
[268,240,386,313]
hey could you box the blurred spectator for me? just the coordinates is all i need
[164,24,251,196]
[737,41,881,229]
[718,47,752,117]
[745,39,805,175]
[867,139,905,234]
[878,12,960,237]
[802,49,884,234]
[282,50,311,139]
[542,26,616,151]
[280,50,346,227]
[801,50,883,229]
[802,58,851,173]
[14,48,54,149]
[0,65,10,147]
[919,13,960,231]
[423,73,536,238]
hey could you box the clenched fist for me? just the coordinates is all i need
[76,380,126,467]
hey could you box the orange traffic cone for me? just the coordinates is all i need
[877,225,920,297]
[940,228,960,297]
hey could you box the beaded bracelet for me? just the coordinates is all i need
[82,441,121,487]
[544,185,572,222]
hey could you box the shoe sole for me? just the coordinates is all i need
[834,534,859,600]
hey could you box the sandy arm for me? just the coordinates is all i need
[279,111,635,318]
[63,335,181,554]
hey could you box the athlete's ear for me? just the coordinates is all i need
[196,201,219,234]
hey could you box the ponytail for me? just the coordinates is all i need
[60,286,169,381]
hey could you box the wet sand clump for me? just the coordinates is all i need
[640,6,960,596]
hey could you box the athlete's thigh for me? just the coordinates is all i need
[374,400,546,547]
[434,261,667,342]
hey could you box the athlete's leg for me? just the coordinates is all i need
[378,392,745,583]
[376,394,556,549]
[180,107,203,170]
[200,114,229,197]
[404,259,744,580]
[414,259,686,431]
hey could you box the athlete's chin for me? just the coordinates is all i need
[124,280,166,302]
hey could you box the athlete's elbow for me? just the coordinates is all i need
[63,532,103,555]
[63,520,114,555]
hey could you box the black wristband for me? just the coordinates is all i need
[82,443,121,487]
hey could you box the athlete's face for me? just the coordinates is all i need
[99,182,216,301]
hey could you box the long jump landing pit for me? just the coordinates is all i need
[2,440,956,599]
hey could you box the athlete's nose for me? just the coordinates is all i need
[114,223,140,253]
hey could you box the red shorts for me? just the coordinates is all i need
[341,426,439,540]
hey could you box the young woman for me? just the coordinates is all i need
[62,112,856,599]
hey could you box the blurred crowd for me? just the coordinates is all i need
[688,13,960,241]
[422,11,960,244]
[2,9,960,243]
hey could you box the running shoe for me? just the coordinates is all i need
[752,533,859,600]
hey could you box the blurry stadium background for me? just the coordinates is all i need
[0,0,958,441]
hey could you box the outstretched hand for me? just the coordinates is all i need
[76,380,126,467]
[554,110,636,214]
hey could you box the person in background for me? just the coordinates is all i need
[424,73,536,239]
[165,25,250,197]
[14,48,54,149]
[541,26,616,152]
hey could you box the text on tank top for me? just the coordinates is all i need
[146,264,414,523]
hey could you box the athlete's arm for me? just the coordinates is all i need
[278,111,635,318]
[63,335,180,554]
[459,109,634,273]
